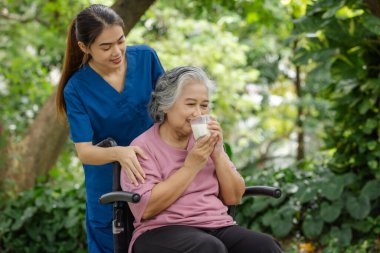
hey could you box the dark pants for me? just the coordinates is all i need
[133,225,283,253]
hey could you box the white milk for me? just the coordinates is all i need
[191,124,209,140]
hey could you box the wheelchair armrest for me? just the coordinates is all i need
[243,186,282,199]
[99,191,141,204]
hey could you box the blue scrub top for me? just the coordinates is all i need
[64,45,164,252]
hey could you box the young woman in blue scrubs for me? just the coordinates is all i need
[56,4,164,252]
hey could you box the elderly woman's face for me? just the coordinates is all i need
[164,80,209,136]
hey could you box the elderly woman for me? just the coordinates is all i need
[120,66,282,253]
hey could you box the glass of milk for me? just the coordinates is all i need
[191,115,210,140]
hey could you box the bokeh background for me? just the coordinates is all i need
[1,0,380,252]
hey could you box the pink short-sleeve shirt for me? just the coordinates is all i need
[120,123,236,252]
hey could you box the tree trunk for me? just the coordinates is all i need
[1,0,157,192]
[293,40,304,163]
[365,0,380,18]
[112,0,157,35]
[295,64,304,162]
[4,92,69,192]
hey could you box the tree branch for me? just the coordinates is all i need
[112,0,157,36]
[0,7,51,27]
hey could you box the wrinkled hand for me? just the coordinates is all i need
[116,146,147,186]
[207,116,224,159]
[184,134,218,172]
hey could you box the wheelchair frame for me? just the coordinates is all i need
[97,137,282,253]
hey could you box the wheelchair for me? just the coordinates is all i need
[97,138,282,253]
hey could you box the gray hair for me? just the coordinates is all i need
[149,66,214,123]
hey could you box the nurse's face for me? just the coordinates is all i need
[164,81,209,137]
[82,25,126,70]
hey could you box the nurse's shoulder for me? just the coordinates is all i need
[127,44,160,60]
[127,44,156,53]
[127,45,162,72]
[63,67,90,100]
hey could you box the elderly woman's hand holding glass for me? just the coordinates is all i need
[184,134,217,172]
[207,116,225,159]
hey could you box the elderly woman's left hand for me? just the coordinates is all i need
[207,116,224,159]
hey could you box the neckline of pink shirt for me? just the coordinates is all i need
[153,123,195,156]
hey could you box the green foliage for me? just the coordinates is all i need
[127,6,260,136]
[2,0,380,252]
[236,0,379,251]
[293,0,380,178]
[0,0,90,138]
[237,160,380,252]
[0,182,86,252]
[0,136,85,252]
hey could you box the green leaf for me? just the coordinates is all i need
[329,226,352,247]
[261,211,278,227]
[321,179,344,201]
[278,204,297,221]
[296,184,317,204]
[0,219,12,233]
[362,14,380,35]
[271,217,293,238]
[368,160,378,170]
[21,206,37,220]
[360,78,380,93]
[361,180,380,200]
[346,195,370,220]
[302,215,324,238]
[336,172,355,186]
[359,100,371,115]
[348,220,373,233]
[367,141,377,151]
[363,119,377,134]
[65,216,80,229]
[48,168,61,179]
[250,199,270,213]
[11,206,38,230]
[320,201,342,223]
[321,1,344,19]
[223,142,233,160]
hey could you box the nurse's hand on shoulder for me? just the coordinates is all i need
[75,142,146,186]
[116,146,147,186]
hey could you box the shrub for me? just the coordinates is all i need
[237,161,380,252]
[0,182,87,253]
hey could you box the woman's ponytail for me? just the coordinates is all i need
[56,19,85,118]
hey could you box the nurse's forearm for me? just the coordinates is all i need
[75,142,120,165]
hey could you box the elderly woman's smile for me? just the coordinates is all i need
[164,81,209,136]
